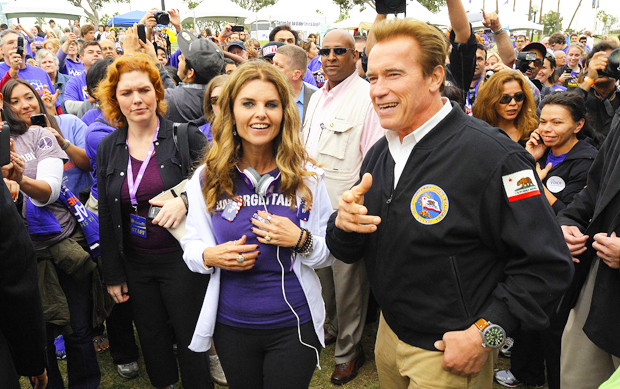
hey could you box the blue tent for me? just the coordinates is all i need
[107,10,146,27]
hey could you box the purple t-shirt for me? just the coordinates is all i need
[0,63,57,103]
[212,169,311,329]
[64,73,88,102]
[546,150,568,169]
[120,154,180,254]
[63,58,85,77]
[198,122,213,143]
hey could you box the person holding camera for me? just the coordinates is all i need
[573,41,619,139]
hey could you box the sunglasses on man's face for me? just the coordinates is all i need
[498,92,526,104]
[318,47,355,56]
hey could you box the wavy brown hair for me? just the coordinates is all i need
[472,70,538,142]
[95,53,168,128]
[201,60,316,213]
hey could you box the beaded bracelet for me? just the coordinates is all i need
[293,228,306,251]
[297,230,314,256]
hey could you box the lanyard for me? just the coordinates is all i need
[127,126,159,209]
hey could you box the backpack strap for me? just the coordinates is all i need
[173,123,191,178]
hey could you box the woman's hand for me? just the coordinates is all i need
[202,234,259,270]
[107,282,129,303]
[7,141,25,184]
[149,197,186,229]
[526,131,547,161]
[45,126,67,149]
[559,71,573,84]
[3,178,20,201]
[592,232,620,269]
[251,210,302,248]
[536,162,552,181]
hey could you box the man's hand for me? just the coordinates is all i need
[586,51,609,81]
[30,369,48,389]
[220,23,234,40]
[561,225,588,262]
[482,11,502,32]
[434,324,492,377]
[8,49,22,72]
[592,232,620,269]
[123,25,141,55]
[335,173,381,233]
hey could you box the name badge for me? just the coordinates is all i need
[130,214,147,238]
[222,198,243,222]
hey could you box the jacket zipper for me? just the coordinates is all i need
[450,256,471,318]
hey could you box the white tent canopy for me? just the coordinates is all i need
[330,1,449,31]
[181,0,253,24]
[1,2,84,20]
[247,0,339,32]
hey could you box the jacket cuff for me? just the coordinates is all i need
[480,297,520,336]
[551,199,567,215]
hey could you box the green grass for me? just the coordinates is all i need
[20,320,547,388]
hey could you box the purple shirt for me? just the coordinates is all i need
[63,58,85,77]
[64,73,88,102]
[198,122,213,143]
[120,154,180,254]
[213,169,311,329]
[546,150,568,169]
[0,63,57,102]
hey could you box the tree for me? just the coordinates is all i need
[99,12,119,27]
[597,10,618,34]
[230,0,278,12]
[541,10,562,35]
[66,0,129,27]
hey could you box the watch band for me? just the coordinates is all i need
[492,28,505,35]
[62,139,71,151]
[474,318,491,332]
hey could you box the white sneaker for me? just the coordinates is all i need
[117,361,139,379]
[209,355,228,386]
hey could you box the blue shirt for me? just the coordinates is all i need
[56,114,93,194]
[547,150,568,169]
[296,84,305,123]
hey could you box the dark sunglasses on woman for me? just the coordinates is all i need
[499,92,526,104]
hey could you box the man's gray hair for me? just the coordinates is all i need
[0,29,20,46]
[36,49,59,67]
[276,44,308,77]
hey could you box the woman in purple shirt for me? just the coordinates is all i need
[182,60,334,389]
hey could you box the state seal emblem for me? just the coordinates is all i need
[411,184,449,225]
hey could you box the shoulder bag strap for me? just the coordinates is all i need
[173,123,191,178]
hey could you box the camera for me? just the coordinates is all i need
[599,48,620,79]
[484,69,496,82]
[153,11,170,26]
[16,36,24,56]
[516,51,537,74]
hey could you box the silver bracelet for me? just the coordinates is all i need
[62,139,71,151]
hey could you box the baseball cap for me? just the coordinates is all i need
[178,30,225,79]
[261,41,285,60]
[522,42,547,58]
[227,40,247,52]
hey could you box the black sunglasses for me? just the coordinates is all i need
[318,47,355,57]
[499,92,526,104]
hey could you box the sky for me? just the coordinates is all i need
[5,0,620,34]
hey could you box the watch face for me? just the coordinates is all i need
[484,325,506,348]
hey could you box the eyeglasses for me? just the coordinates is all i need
[210,96,219,105]
[318,47,355,57]
[498,92,526,104]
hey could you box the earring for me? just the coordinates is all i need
[233,125,238,136]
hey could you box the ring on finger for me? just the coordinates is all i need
[237,254,244,263]
[233,239,237,246]
[265,232,272,242]
[267,215,272,221]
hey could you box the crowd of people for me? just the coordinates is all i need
[1,1,620,389]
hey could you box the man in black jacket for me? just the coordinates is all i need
[0,175,47,388]
[326,17,573,388]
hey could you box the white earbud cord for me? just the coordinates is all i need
[262,201,321,370]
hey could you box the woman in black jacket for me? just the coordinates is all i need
[495,92,597,389]
[96,53,211,389]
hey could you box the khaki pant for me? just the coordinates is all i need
[375,314,494,389]
[85,192,98,215]
[561,259,620,389]
[319,254,369,364]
